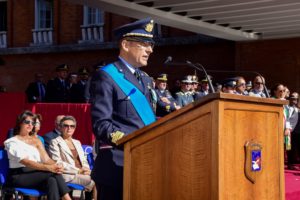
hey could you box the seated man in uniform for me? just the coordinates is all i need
[175,75,194,107]
[194,75,213,100]
[155,73,180,117]
[222,78,237,94]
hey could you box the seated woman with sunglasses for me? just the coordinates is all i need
[248,75,267,98]
[48,115,96,199]
[4,110,71,200]
[32,113,45,145]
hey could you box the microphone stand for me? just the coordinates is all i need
[164,59,215,94]
[186,61,215,93]
[164,56,269,98]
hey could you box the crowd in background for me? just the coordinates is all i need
[151,73,300,170]
[4,111,97,200]
[22,62,300,165]
[2,16,298,200]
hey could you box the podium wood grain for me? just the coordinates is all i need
[118,93,286,200]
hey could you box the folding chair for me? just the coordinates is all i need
[0,147,46,200]
[82,145,94,169]
[67,183,85,200]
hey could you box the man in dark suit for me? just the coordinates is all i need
[25,73,46,103]
[70,67,90,103]
[45,64,69,102]
[43,115,65,152]
[84,61,107,103]
[90,18,156,200]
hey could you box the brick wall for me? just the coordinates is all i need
[3,0,300,94]
[0,40,235,92]
[236,37,300,93]
[3,34,300,94]
[8,0,34,47]
[56,0,82,44]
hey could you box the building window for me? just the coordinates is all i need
[85,7,104,25]
[32,0,53,45]
[0,2,7,31]
[0,1,7,48]
[79,6,104,43]
[36,0,53,29]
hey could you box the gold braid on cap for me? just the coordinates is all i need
[123,33,153,38]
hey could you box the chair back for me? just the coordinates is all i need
[81,145,94,169]
[0,146,9,186]
[0,147,47,198]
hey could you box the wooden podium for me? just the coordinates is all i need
[118,93,286,200]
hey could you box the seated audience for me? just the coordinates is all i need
[48,115,96,199]
[175,76,194,107]
[31,113,45,145]
[149,76,158,112]
[194,75,212,100]
[84,61,107,103]
[246,81,252,92]
[4,110,71,200]
[43,115,65,152]
[190,75,199,96]
[70,67,90,103]
[248,75,267,98]
[155,74,180,117]
[285,87,290,99]
[271,83,286,100]
[46,64,69,102]
[234,76,248,95]
[25,73,46,103]
[222,78,236,94]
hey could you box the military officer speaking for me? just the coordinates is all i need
[90,18,156,200]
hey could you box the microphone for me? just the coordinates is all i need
[205,69,270,98]
[164,56,215,93]
[164,56,173,64]
[186,61,215,93]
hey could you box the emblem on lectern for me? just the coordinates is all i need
[251,150,261,171]
[244,140,262,183]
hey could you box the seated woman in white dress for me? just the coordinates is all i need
[48,115,96,199]
[4,110,71,200]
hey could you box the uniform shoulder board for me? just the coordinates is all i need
[176,91,184,96]
[141,71,150,77]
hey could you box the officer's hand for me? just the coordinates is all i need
[175,105,181,110]
[161,97,170,104]
[110,131,125,144]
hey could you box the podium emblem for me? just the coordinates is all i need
[251,150,261,171]
[244,140,262,183]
